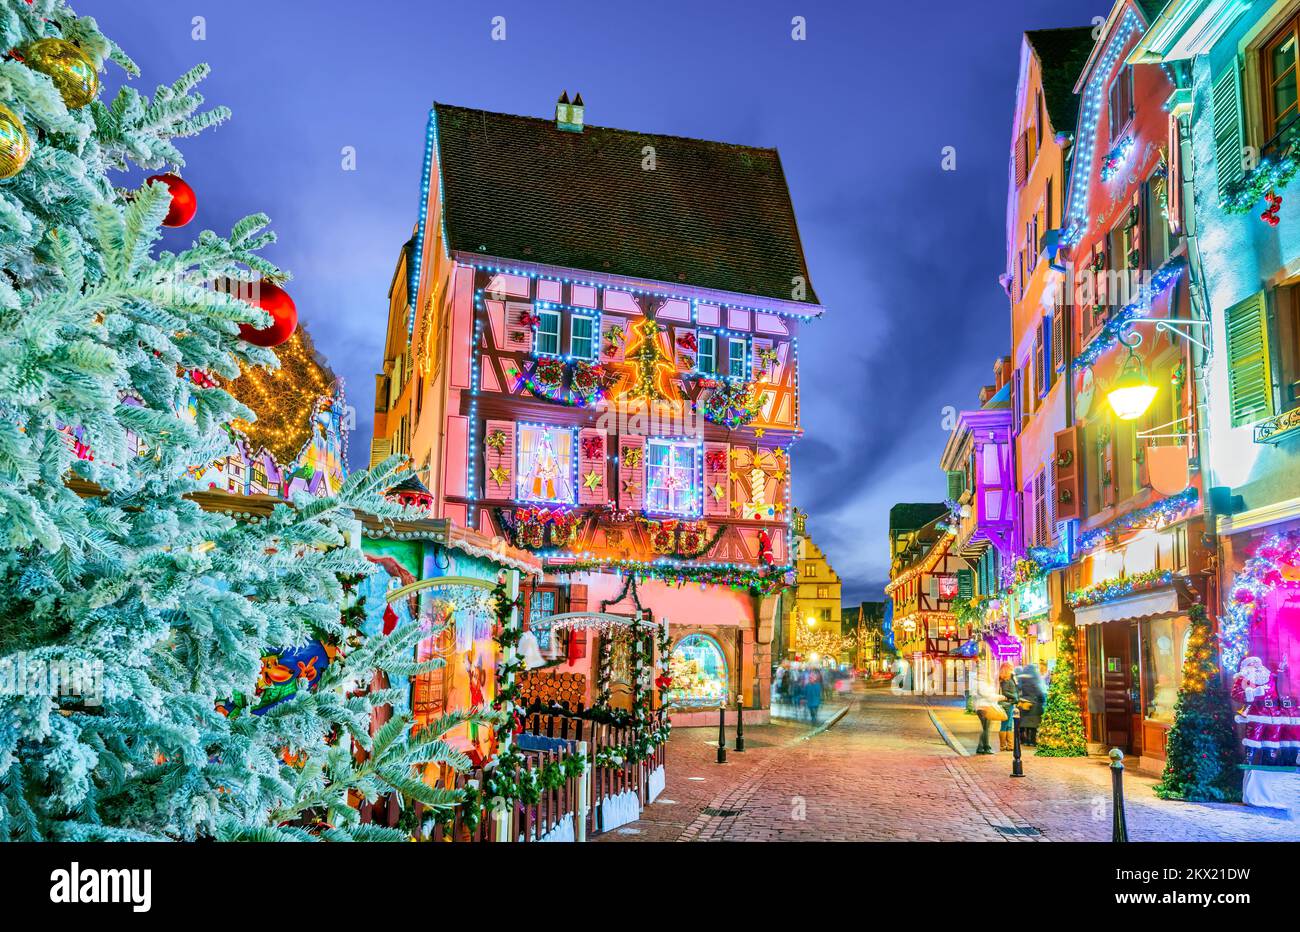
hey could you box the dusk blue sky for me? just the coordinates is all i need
[81,0,1105,603]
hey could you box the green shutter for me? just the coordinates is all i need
[1212,61,1245,200]
[1225,292,1275,427]
[946,469,965,501]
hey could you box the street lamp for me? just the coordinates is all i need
[1107,336,1158,422]
[805,616,817,628]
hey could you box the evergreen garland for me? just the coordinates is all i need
[1155,603,1241,802]
[1035,620,1089,757]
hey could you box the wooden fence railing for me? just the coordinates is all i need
[369,706,668,842]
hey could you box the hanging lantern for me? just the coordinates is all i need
[1107,344,1157,421]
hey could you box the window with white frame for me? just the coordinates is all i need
[644,438,700,516]
[535,309,561,356]
[697,333,716,375]
[727,339,747,378]
[570,314,595,359]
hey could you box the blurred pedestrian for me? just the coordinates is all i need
[804,668,823,723]
[997,662,1019,751]
[973,673,1004,754]
[1016,664,1046,746]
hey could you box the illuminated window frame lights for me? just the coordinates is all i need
[513,421,580,509]
[642,436,705,519]
[531,301,603,363]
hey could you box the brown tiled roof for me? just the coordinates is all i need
[433,102,819,305]
[1025,27,1096,135]
[888,503,948,534]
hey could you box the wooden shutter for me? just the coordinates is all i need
[1053,427,1081,522]
[1225,292,1275,426]
[483,420,515,501]
[1101,429,1117,508]
[369,436,391,469]
[1051,304,1066,374]
[1212,60,1246,200]
[601,318,628,363]
[618,435,645,510]
[503,302,534,353]
[946,470,965,502]
[1012,367,1023,429]
[1034,472,1047,546]
[1014,131,1029,188]
[578,427,608,506]
[1034,321,1046,401]
[704,441,730,517]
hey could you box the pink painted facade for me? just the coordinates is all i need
[372,101,825,718]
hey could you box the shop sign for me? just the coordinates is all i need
[938,574,959,599]
[1017,578,1050,619]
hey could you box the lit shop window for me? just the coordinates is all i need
[535,309,561,356]
[516,424,575,505]
[665,634,729,707]
[645,438,701,516]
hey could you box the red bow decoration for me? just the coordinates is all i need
[519,311,541,327]
[655,673,673,691]
[676,332,698,352]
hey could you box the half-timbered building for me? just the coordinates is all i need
[371,96,823,722]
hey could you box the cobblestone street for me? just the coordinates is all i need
[598,686,1300,842]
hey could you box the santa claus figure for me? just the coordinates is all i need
[1232,656,1280,764]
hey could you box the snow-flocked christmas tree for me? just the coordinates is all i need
[0,0,484,840]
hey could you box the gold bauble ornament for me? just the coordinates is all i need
[24,38,99,110]
[0,103,32,180]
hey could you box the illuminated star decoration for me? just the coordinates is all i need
[711,483,727,502]
[489,466,509,488]
[583,470,604,492]
[754,427,766,439]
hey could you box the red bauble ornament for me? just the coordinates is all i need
[235,279,298,347]
[147,173,197,227]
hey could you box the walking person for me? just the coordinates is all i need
[804,668,823,724]
[997,662,1019,752]
[1016,664,1046,746]
[972,671,1005,754]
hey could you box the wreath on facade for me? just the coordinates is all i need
[699,379,761,428]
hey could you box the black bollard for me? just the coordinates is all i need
[1110,748,1128,843]
[716,703,728,764]
[734,696,746,752]
[1010,707,1025,778]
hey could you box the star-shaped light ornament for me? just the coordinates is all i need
[583,470,604,492]
[710,483,727,502]
[489,466,509,488]
[754,427,766,439]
